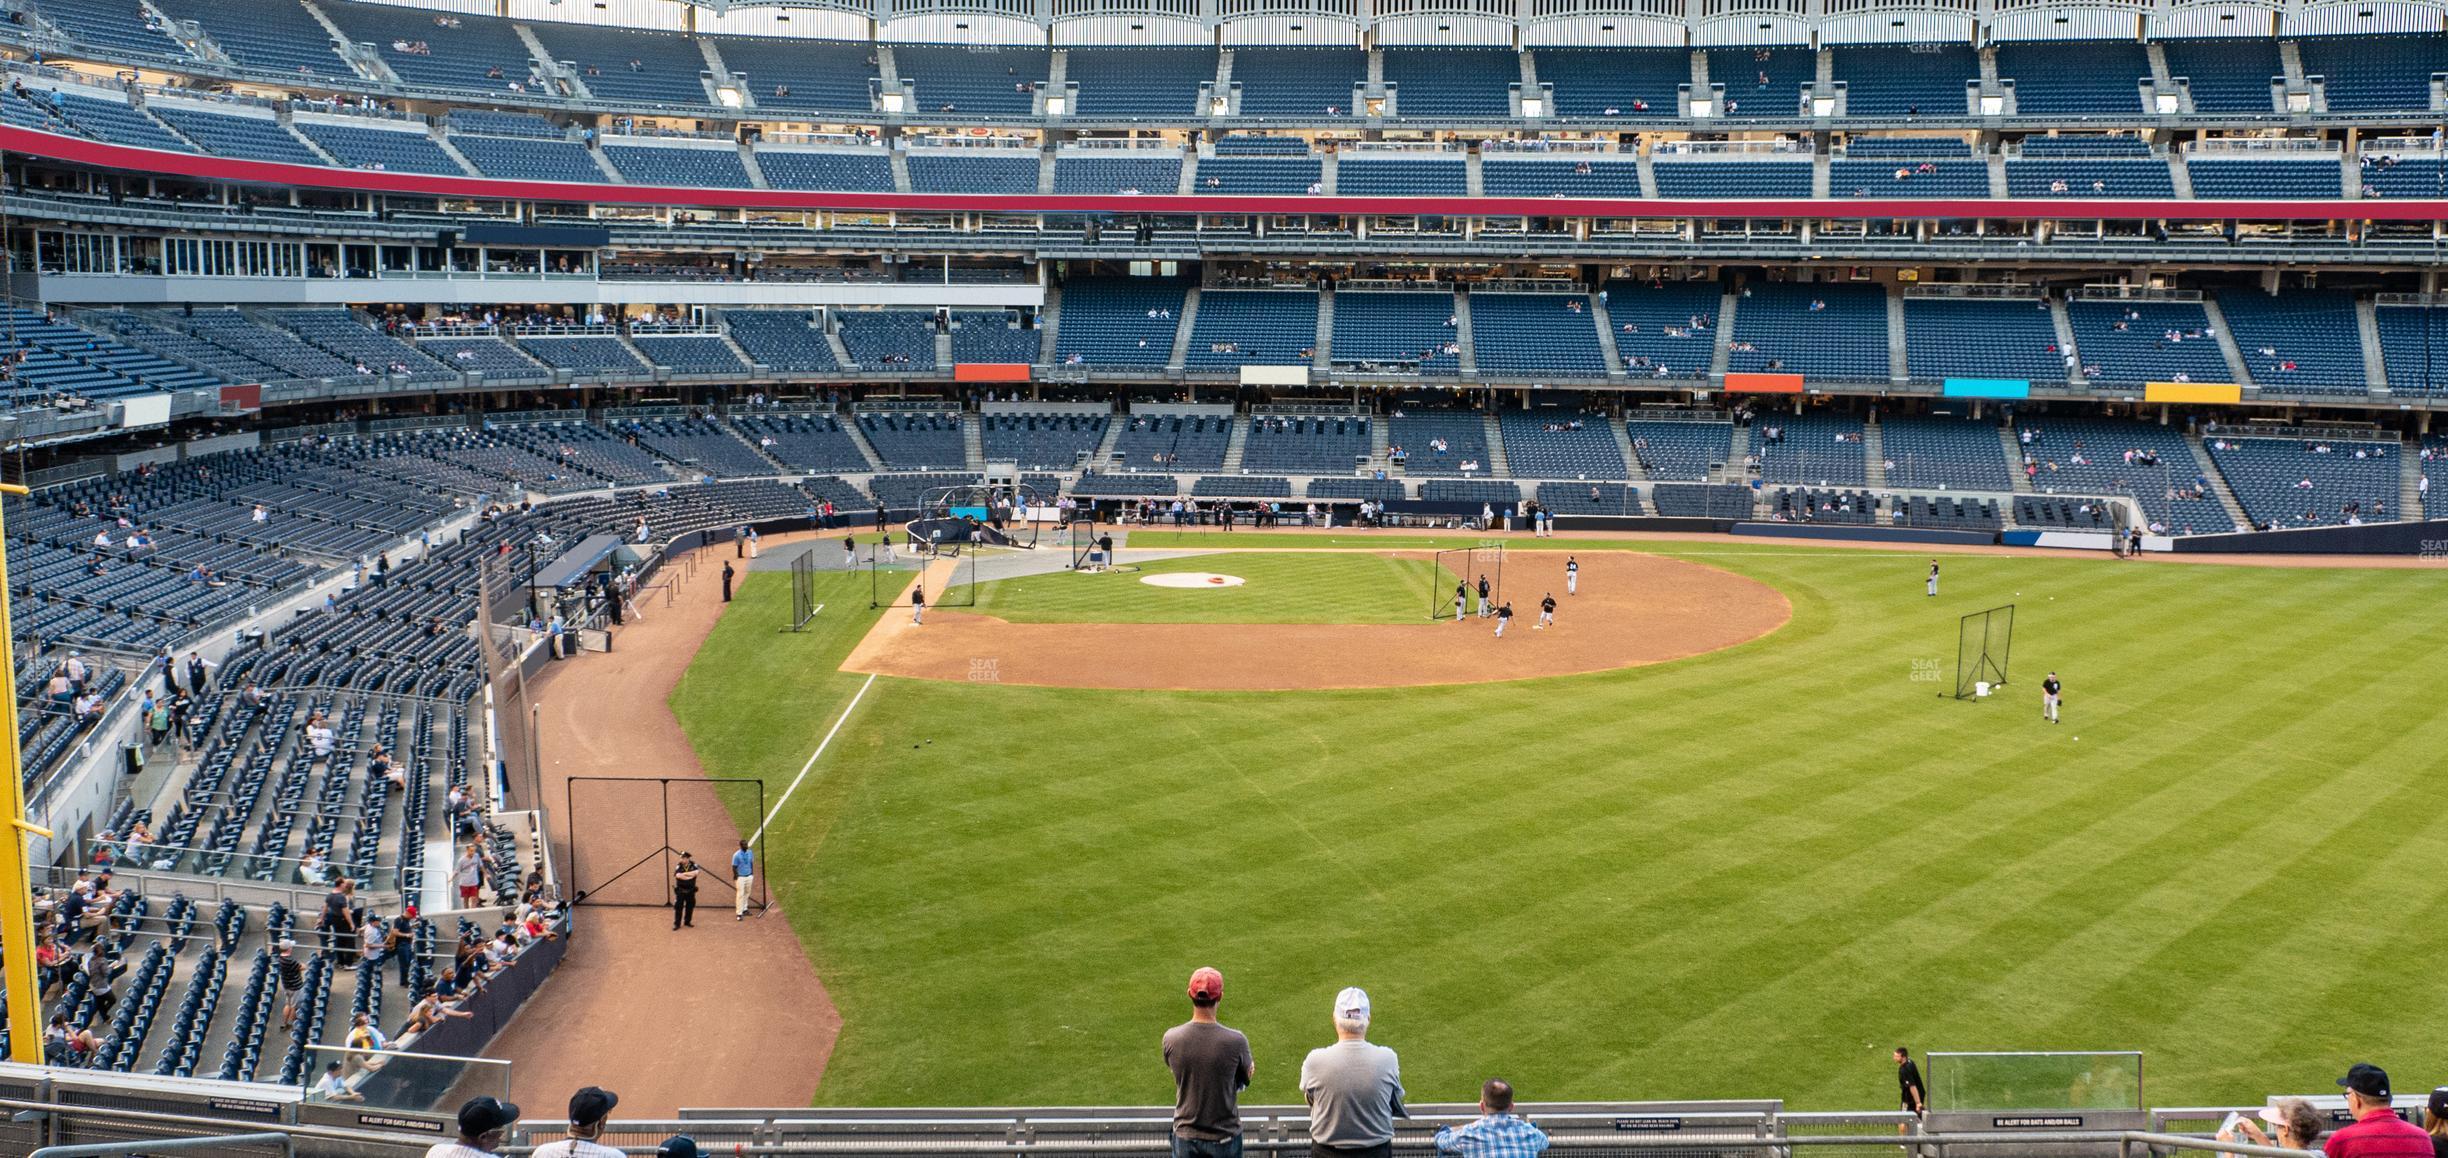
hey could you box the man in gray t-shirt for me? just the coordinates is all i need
[1164,968,1255,1158]
[1300,987,1406,1158]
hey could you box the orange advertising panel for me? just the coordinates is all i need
[953,364,1032,383]
[1723,373,1805,394]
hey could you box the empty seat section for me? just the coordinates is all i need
[149,106,318,163]
[1469,295,1607,378]
[322,0,537,95]
[1623,421,1732,480]
[1534,47,1689,117]
[1499,411,1626,478]
[294,120,465,174]
[2159,39,2281,114]
[1065,47,1216,120]
[2015,418,2233,533]
[1387,410,1491,476]
[1603,281,1722,379]
[1880,415,2014,490]
[450,134,605,182]
[1651,157,1811,197]
[1335,157,1467,196]
[517,337,646,375]
[604,143,752,188]
[1994,40,2149,118]
[1184,290,1317,371]
[857,412,967,471]
[2185,155,2342,199]
[906,151,1039,194]
[2063,300,2231,386]
[1725,283,1891,381]
[1706,45,1815,117]
[1052,278,1184,368]
[1752,413,1868,484]
[2216,290,2367,395]
[2295,35,2448,112]
[629,335,748,375]
[981,413,1109,468]
[2360,153,2448,198]
[715,37,878,113]
[49,92,189,152]
[1903,297,2065,383]
[527,25,709,107]
[1479,158,1643,197]
[732,415,870,473]
[1053,153,1182,194]
[1380,48,1518,118]
[1240,414,1370,475]
[836,311,939,370]
[1828,153,1989,197]
[2375,305,2448,395]
[1331,292,1459,373]
[1112,414,1231,471]
[2207,438,2401,527]
[756,149,895,191]
[1231,48,1366,118]
[948,311,1040,364]
[27,0,192,61]
[1190,152,1320,194]
[1830,44,1977,118]
[723,312,839,372]
[152,0,352,81]
[1536,481,1643,514]
[897,45,1050,116]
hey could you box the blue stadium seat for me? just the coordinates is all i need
[948,311,1040,364]
[149,106,319,164]
[527,25,709,107]
[2207,437,2401,527]
[897,45,1050,117]
[1624,421,1732,480]
[2063,300,2231,386]
[1231,47,1366,119]
[857,411,967,471]
[1053,153,1182,195]
[1480,158,1643,197]
[1706,45,1814,118]
[1054,278,1185,368]
[756,149,895,192]
[1603,281,1722,380]
[1469,295,1608,378]
[1066,48,1215,120]
[2296,34,2448,113]
[2185,155,2342,199]
[981,412,1109,469]
[2016,417,2235,534]
[1499,411,1626,478]
[1335,157,1468,196]
[604,143,752,188]
[2215,290,2368,396]
[1752,412,1867,485]
[1880,415,2014,490]
[2375,305,2448,395]
[1332,292,1459,374]
[320,0,536,96]
[153,0,352,82]
[907,151,1040,194]
[294,119,465,174]
[1112,415,1230,472]
[1534,47,1689,117]
[451,134,604,183]
[724,312,839,373]
[1388,410,1492,477]
[1995,40,2149,118]
[1652,157,1812,198]
[1184,291,1317,371]
[1726,283,1891,382]
[836,311,939,371]
[1240,414,1368,474]
[1381,48,1518,118]
[1831,44,1976,118]
[1903,297,2065,384]
[2159,39,2281,114]
[717,37,878,114]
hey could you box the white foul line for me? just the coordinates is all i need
[751,670,876,846]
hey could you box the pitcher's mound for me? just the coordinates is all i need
[1141,572,1246,588]
[846,550,1790,691]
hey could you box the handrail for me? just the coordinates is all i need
[32,1132,293,1158]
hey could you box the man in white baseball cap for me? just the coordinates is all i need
[1299,987,1406,1158]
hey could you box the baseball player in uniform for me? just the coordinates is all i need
[1494,601,1514,638]
[1925,560,1940,597]
[1565,556,1579,596]
[1537,593,1556,629]
[911,584,926,626]
[2042,672,2062,724]
[1476,574,1492,618]
[1453,581,1468,623]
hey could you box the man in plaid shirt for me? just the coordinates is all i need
[1433,1080,1548,1158]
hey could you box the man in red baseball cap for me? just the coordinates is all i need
[1162,967,1255,1158]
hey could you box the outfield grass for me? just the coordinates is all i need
[671,543,2448,1112]
[971,551,1442,624]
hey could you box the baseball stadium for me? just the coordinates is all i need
[0,0,2442,1152]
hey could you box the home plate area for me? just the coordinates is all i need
[1140,572,1246,588]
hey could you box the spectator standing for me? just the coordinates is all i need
[1895,1048,1928,1133]
[731,839,755,921]
[276,940,306,1029]
[425,1096,520,1158]
[532,1087,624,1158]
[1433,1080,1548,1158]
[1163,967,1254,1158]
[321,879,359,966]
[2327,1065,2432,1158]
[1300,987,1406,1158]
[672,852,701,929]
[456,843,487,908]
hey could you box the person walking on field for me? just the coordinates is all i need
[731,839,755,921]
[1163,968,1255,1158]
[2042,672,2063,725]
[720,561,734,603]
[1895,1048,1928,1135]
[671,852,701,930]
[1925,560,1940,598]
[1565,557,1578,596]
[1453,582,1468,623]
[1494,602,1514,639]
[1537,594,1555,630]
[1300,988,1405,1158]
[911,584,926,626]
[1476,574,1492,618]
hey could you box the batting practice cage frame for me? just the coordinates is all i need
[919,479,1052,549]
[1428,542,1506,620]
[787,548,817,632]
[1954,604,2016,700]
[564,775,770,914]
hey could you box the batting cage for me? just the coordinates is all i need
[915,542,981,608]
[788,548,818,631]
[1954,603,2015,700]
[1428,541,1506,620]
[564,775,769,914]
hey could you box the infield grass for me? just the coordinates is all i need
[671,542,2448,1113]
[972,551,1441,624]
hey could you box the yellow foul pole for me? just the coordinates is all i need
[0,480,56,1063]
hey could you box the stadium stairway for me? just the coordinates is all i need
[1862,419,1887,487]
[887,149,913,193]
[1482,412,1509,476]
[2356,299,2390,393]
[1221,417,1249,473]
[1313,284,1336,372]
[2048,299,2082,385]
[1169,285,1201,373]
[1722,423,1751,483]
[2184,429,2254,527]
[933,327,954,368]
[842,414,887,472]
[1589,290,1626,378]
[737,143,770,189]
[1711,289,1739,378]
[823,327,856,372]
[2198,297,2256,387]
[1612,418,1649,482]
[2000,425,2035,492]
[1886,291,1909,383]
[1453,287,1478,376]
[429,128,479,176]
[1089,416,1126,470]
[2401,443,2425,516]
[961,413,983,469]
[1368,415,1388,470]
[1038,280,1063,364]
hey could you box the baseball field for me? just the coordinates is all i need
[664,532,2448,1113]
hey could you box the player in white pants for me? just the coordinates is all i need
[1494,602,1514,638]
[1537,593,1555,629]
[1453,583,1467,623]
[1926,560,1940,597]
[1565,557,1579,596]
[911,585,926,626]
[2042,672,2062,724]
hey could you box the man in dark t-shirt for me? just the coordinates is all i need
[1163,967,1254,1158]
[1895,1048,1928,1121]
